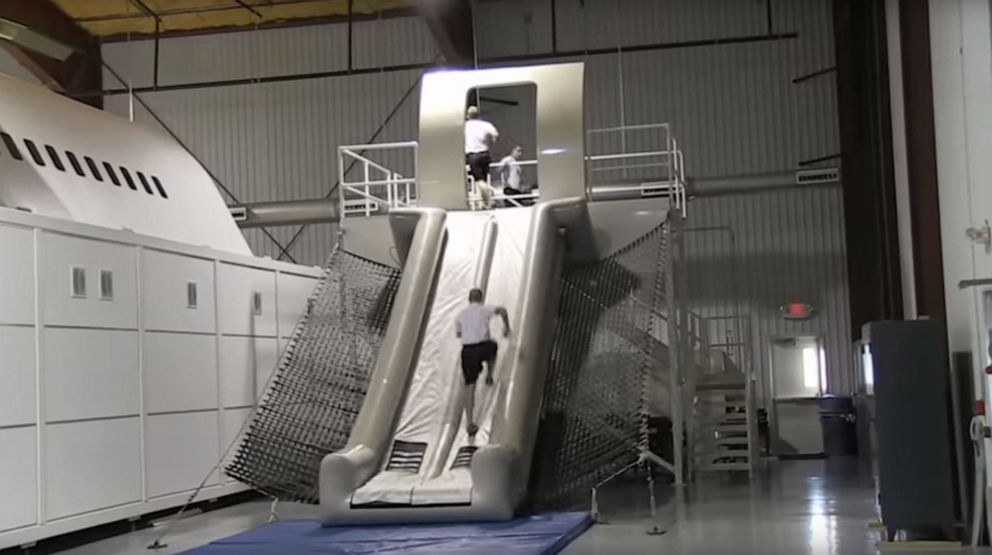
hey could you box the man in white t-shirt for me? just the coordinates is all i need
[464,106,499,184]
[455,288,510,437]
[499,145,523,192]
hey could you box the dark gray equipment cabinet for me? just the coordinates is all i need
[863,320,959,538]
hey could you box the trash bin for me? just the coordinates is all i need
[820,395,858,457]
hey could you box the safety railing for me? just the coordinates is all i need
[586,123,686,216]
[337,142,418,220]
[335,122,687,217]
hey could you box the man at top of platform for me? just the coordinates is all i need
[464,106,499,185]
[455,288,510,438]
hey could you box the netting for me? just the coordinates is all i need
[225,249,401,504]
[531,223,670,506]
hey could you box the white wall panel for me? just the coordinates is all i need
[44,329,139,422]
[46,418,142,520]
[219,336,278,408]
[0,427,37,532]
[0,327,36,427]
[0,224,35,325]
[145,412,219,498]
[143,332,218,414]
[217,264,277,337]
[277,273,318,337]
[40,234,137,329]
[141,250,216,333]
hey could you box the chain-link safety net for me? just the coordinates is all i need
[226,249,401,504]
[531,222,670,507]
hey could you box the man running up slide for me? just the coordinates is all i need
[455,288,511,437]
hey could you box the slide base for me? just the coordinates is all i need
[182,512,592,555]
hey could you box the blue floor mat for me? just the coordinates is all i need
[182,512,592,555]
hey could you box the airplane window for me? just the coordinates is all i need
[119,167,138,191]
[44,145,66,171]
[84,157,103,182]
[103,162,121,186]
[136,171,154,195]
[23,140,45,166]
[151,176,168,199]
[0,133,22,160]
[65,151,85,177]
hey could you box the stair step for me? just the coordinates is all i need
[694,441,750,453]
[711,423,748,433]
[695,399,746,408]
[696,435,750,446]
[697,462,751,472]
[696,416,748,426]
[695,388,746,396]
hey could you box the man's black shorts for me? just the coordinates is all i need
[460,340,498,385]
[466,152,491,182]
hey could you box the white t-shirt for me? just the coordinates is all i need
[464,119,499,154]
[499,156,521,189]
[456,303,496,345]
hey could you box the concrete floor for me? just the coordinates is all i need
[49,459,985,555]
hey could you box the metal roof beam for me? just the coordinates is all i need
[0,0,102,108]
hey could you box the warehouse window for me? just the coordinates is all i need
[44,145,65,171]
[151,176,168,199]
[103,162,121,186]
[23,140,45,166]
[119,167,138,190]
[84,156,103,182]
[136,171,154,195]
[0,132,22,160]
[65,151,85,177]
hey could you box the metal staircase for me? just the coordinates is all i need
[690,370,755,476]
[611,295,758,480]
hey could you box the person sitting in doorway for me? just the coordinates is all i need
[498,145,525,203]
[455,288,510,437]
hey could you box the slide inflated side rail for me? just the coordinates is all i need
[319,207,446,516]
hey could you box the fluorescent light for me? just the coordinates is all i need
[0,18,76,62]
[540,148,565,155]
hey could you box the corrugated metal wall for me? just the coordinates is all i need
[101,16,437,265]
[473,0,852,395]
[683,187,853,401]
[100,0,852,398]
